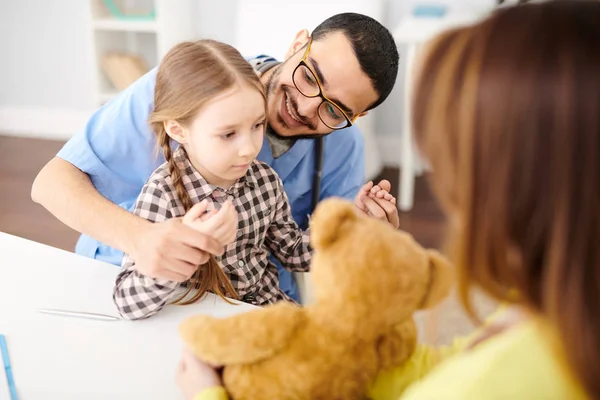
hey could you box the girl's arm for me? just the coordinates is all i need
[112,182,183,320]
[113,254,182,320]
[263,176,312,273]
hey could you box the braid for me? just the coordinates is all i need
[152,123,239,305]
[156,127,194,212]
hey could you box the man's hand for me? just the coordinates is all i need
[176,348,223,400]
[130,205,225,282]
[354,180,400,229]
[183,200,238,247]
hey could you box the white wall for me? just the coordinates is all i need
[377,0,494,143]
[192,0,239,44]
[0,0,95,110]
[0,0,96,139]
[0,0,496,159]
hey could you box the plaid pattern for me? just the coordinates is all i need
[113,147,312,320]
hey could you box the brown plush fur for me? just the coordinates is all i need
[179,198,454,400]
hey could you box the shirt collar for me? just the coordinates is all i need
[172,147,258,198]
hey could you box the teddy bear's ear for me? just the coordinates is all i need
[419,250,454,309]
[310,198,357,249]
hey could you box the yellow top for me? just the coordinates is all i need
[193,387,229,400]
[375,320,585,400]
[193,320,586,400]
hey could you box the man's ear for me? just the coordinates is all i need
[419,250,454,309]
[164,120,188,144]
[285,29,310,60]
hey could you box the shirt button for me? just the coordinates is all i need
[243,293,256,303]
[238,260,245,267]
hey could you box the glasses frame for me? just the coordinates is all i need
[292,37,359,130]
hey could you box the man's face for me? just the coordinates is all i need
[264,31,379,137]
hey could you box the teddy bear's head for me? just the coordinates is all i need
[309,198,454,331]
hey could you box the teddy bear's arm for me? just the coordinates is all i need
[179,302,305,365]
[376,321,418,371]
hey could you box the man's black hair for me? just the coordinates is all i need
[312,13,399,110]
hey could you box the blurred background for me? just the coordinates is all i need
[0,1,502,151]
[0,0,506,342]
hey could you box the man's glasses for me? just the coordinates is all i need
[292,38,359,130]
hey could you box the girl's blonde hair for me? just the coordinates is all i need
[149,40,266,305]
[413,1,600,397]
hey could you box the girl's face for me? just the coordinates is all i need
[167,83,266,188]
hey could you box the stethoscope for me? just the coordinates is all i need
[310,136,324,213]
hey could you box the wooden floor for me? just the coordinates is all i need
[0,136,80,250]
[0,135,446,252]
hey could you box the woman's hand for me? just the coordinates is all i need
[176,348,223,400]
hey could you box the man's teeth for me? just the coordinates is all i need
[285,95,302,123]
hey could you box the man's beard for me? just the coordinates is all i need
[266,126,329,141]
[265,64,332,140]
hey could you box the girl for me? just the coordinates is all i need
[113,40,314,320]
[181,1,600,399]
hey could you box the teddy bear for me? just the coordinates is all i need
[179,198,454,400]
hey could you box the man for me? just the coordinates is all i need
[31,13,400,301]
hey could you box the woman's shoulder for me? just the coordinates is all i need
[401,321,584,400]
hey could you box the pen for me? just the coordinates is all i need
[37,308,121,322]
[0,334,18,400]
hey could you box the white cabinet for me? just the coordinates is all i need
[88,0,193,105]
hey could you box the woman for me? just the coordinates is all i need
[178,1,600,398]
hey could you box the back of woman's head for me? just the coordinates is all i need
[413,1,600,397]
[149,40,265,305]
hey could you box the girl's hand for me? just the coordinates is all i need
[183,200,238,247]
[176,348,223,400]
[354,181,374,213]
[354,180,399,229]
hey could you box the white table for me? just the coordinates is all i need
[0,232,256,399]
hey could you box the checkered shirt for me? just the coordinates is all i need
[113,147,312,320]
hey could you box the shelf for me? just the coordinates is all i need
[90,0,194,107]
[93,18,158,33]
